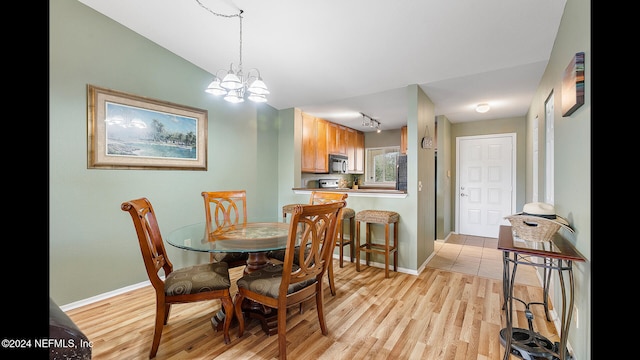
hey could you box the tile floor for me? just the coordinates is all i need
[427,233,540,286]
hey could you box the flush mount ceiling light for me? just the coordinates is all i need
[360,112,381,132]
[476,103,490,113]
[197,0,269,103]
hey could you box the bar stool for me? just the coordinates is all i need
[338,208,356,267]
[355,210,399,278]
[282,203,304,222]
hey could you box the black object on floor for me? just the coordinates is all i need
[499,327,560,360]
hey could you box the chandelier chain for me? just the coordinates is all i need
[195,1,244,69]
[198,0,268,103]
[195,0,241,18]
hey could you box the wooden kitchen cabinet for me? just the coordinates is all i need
[302,112,315,172]
[327,122,347,155]
[355,130,364,173]
[315,119,328,171]
[302,111,361,173]
[346,127,365,174]
[301,113,328,173]
[338,125,348,155]
[346,128,356,172]
[401,126,407,154]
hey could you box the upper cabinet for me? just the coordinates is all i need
[401,126,408,154]
[302,112,364,174]
[346,127,365,174]
[302,113,328,173]
[327,122,347,155]
[354,130,364,173]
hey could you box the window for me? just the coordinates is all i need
[364,146,400,186]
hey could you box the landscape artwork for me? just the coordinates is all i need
[105,103,198,160]
[88,85,207,170]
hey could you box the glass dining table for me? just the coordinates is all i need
[166,221,293,335]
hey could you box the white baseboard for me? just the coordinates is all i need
[335,253,418,276]
[59,279,154,312]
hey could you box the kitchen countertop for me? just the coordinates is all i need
[292,187,407,198]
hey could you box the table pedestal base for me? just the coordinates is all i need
[210,301,279,336]
[210,310,228,332]
[244,309,278,336]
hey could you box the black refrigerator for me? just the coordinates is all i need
[396,154,407,191]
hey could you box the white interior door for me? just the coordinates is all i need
[545,92,555,205]
[456,134,515,238]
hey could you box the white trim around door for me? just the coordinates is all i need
[455,133,516,238]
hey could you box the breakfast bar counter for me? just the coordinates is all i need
[292,188,407,198]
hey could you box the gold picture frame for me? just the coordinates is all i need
[87,85,207,170]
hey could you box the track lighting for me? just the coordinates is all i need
[360,112,381,132]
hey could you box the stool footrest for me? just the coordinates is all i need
[359,244,397,252]
[354,210,399,278]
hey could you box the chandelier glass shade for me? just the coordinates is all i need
[205,66,269,103]
[198,1,268,103]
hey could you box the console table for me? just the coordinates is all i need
[498,225,585,360]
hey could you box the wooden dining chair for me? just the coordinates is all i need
[202,190,250,268]
[121,197,234,358]
[275,191,348,296]
[309,191,348,295]
[234,201,345,360]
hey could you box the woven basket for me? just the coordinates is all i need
[504,214,561,242]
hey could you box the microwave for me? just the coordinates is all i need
[329,154,348,174]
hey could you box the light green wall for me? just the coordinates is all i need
[50,0,280,304]
[527,0,591,359]
[410,85,436,267]
[435,115,452,240]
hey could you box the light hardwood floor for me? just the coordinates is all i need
[67,237,558,360]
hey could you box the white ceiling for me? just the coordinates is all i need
[78,0,566,132]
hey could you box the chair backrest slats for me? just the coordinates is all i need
[309,191,348,205]
[281,202,345,293]
[202,190,248,233]
[121,198,173,289]
[309,191,348,241]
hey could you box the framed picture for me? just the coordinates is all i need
[561,52,585,117]
[87,85,207,170]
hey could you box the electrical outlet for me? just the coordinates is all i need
[573,305,579,328]
[184,238,192,247]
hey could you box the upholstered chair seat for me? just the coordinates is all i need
[236,263,317,298]
[164,262,231,296]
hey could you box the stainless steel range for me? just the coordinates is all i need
[318,179,340,189]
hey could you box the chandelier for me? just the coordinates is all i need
[197,1,269,103]
[360,112,381,133]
